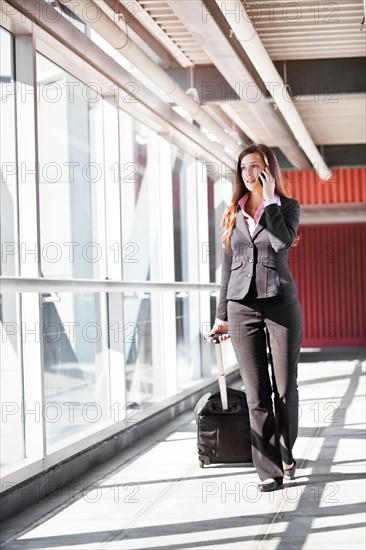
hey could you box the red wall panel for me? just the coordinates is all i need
[286,167,366,205]
[289,224,366,348]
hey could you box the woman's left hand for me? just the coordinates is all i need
[259,168,275,200]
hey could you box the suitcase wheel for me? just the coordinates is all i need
[199,455,211,468]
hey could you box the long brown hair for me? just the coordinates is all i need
[221,144,292,252]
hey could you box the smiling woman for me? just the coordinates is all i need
[221,144,290,254]
[210,143,303,492]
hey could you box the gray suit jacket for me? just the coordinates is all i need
[216,197,300,321]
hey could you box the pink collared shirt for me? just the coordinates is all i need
[238,193,281,237]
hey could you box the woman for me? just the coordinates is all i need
[210,144,303,492]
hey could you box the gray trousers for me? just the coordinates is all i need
[228,295,303,481]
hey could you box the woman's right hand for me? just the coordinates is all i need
[208,321,230,342]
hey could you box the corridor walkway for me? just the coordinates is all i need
[1,357,365,550]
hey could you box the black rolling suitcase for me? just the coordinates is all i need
[196,335,252,467]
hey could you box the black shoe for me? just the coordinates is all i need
[258,478,283,492]
[283,460,296,479]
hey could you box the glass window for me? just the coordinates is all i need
[1,27,18,277]
[120,118,156,283]
[35,54,111,448]
[124,294,151,406]
[42,292,110,449]
[172,147,201,387]
[0,28,25,468]
[120,118,158,406]
[172,149,197,282]
[0,293,24,468]
[36,54,106,280]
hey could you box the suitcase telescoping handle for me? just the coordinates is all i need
[205,333,229,411]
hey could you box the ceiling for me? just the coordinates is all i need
[98,0,366,172]
[6,0,365,174]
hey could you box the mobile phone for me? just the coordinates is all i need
[258,171,265,186]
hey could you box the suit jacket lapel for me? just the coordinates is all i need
[236,208,252,241]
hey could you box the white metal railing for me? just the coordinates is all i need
[0,276,220,293]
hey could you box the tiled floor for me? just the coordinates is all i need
[1,358,365,550]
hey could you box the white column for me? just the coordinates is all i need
[154,135,177,396]
[196,160,212,377]
[148,134,177,398]
[185,158,201,380]
[102,96,126,420]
